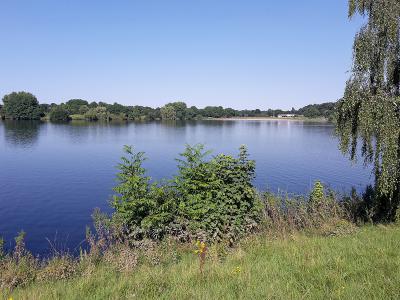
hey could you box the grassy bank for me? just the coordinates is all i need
[4,225,399,299]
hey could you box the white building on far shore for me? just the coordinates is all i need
[277,114,297,118]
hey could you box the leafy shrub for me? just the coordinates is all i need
[175,144,262,243]
[112,144,262,244]
[112,146,177,240]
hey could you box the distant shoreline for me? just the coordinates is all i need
[208,116,330,122]
[0,116,332,123]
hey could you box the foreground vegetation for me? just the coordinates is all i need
[2,226,399,299]
[1,143,399,298]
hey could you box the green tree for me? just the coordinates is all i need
[85,106,110,121]
[49,106,70,121]
[224,108,236,117]
[161,102,187,120]
[169,102,187,119]
[78,105,89,115]
[202,106,224,118]
[336,0,400,221]
[185,106,199,120]
[303,106,320,118]
[108,102,127,115]
[65,99,89,114]
[2,92,42,120]
[88,101,98,108]
[160,105,177,120]
[0,104,4,119]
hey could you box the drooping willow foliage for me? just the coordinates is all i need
[336,0,400,220]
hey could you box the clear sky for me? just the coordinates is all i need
[0,0,363,109]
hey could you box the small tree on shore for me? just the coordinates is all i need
[2,92,42,120]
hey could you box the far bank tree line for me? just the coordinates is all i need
[0,91,335,122]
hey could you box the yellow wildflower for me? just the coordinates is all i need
[233,266,241,274]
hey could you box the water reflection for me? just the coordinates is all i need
[1,120,42,148]
[0,119,372,255]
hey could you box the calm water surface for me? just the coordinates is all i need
[0,120,372,254]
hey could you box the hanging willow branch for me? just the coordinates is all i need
[336,0,400,205]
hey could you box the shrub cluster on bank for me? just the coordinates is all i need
[111,144,262,243]
[0,145,366,293]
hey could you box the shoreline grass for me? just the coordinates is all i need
[3,225,399,299]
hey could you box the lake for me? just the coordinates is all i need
[0,119,372,254]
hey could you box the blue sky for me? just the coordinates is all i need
[0,0,363,109]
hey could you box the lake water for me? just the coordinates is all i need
[0,120,372,254]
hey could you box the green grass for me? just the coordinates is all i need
[69,114,86,120]
[4,226,400,299]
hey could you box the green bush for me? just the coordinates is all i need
[111,144,262,243]
[49,106,70,121]
[111,146,177,240]
[175,144,262,242]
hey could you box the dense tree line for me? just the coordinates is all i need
[0,91,335,121]
[298,102,335,119]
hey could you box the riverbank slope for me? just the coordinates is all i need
[5,225,399,299]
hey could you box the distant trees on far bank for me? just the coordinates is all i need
[298,102,335,119]
[0,92,44,120]
[0,91,336,121]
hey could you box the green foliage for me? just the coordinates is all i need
[65,99,89,115]
[78,105,89,115]
[160,104,177,120]
[49,106,70,121]
[298,102,335,119]
[1,91,335,122]
[108,103,127,115]
[111,146,177,239]
[336,0,400,221]
[309,181,324,206]
[161,102,187,120]
[202,106,225,118]
[84,106,110,121]
[111,144,262,243]
[175,144,262,242]
[2,92,42,120]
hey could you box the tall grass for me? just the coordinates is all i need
[3,226,399,299]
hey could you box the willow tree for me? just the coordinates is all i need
[336,0,400,220]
